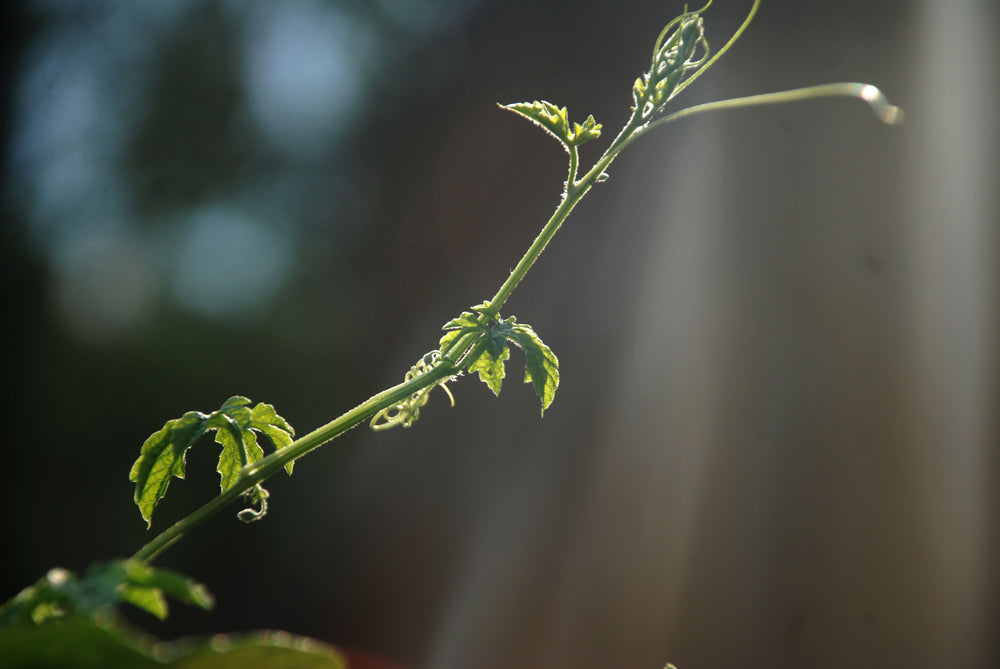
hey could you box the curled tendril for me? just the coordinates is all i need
[237,484,269,523]
[370,351,456,431]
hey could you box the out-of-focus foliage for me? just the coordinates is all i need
[0,616,347,669]
[0,561,212,626]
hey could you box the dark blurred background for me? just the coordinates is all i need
[1,1,997,668]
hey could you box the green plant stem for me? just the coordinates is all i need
[486,116,644,314]
[132,0,898,567]
[132,361,456,563]
[133,118,640,565]
[636,82,905,140]
[567,145,579,187]
[485,183,587,312]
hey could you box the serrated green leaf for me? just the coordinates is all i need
[208,398,255,493]
[217,395,252,414]
[438,328,464,351]
[251,402,296,475]
[441,307,515,395]
[130,397,295,527]
[441,309,480,330]
[214,399,295,483]
[501,101,602,150]
[468,301,499,319]
[502,100,572,147]
[214,419,262,494]
[466,329,511,395]
[569,114,602,144]
[129,411,211,528]
[441,310,560,411]
[507,324,560,414]
[440,309,489,366]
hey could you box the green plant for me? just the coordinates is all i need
[0,1,901,666]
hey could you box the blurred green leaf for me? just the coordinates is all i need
[0,617,160,669]
[115,584,168,621]
[0,561,213,628]
[0,616,347,669]
[169,632,347,669]
[117,561,214,613]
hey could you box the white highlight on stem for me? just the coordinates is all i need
[637,82,904,143]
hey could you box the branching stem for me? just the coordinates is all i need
[132,0,900,564]
[134,2,755,565]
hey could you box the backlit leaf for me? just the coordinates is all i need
[506,323,560,415]
[251,402,296,475]
[130,397,294,527]
[129,411,212,528]
[440,309,487,366]
[116,584,168,620]
[502,100,571,145]
[466,328,510,396]
[441,310,482,331]
[119,560,214,612]
[501,101,601,150]
[441,306,560,413]
[0,561,213,627]
[214,419,260,495]
[569,114,602,144]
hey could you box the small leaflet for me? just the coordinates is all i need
[467,328,511,396]
[505,322,560,415]
[501,100,602,151]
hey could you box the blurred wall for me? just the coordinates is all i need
[1,1,996,668]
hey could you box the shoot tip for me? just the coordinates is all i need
[860,84,904,124]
